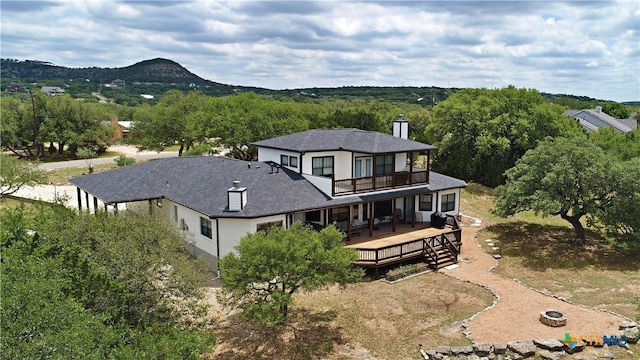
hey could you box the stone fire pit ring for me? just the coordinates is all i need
[540,309,567,327]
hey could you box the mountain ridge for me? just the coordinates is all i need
[2,57,632,105]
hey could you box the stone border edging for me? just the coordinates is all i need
[420,221,639,359]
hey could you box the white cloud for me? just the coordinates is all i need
[0,0,637,102]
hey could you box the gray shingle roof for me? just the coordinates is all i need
[565,109,634,133]
[252,128,437,153]
[70,156,465,218]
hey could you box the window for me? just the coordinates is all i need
[173,205,178,222]
[200,217,212,239]
[289,156,298,168]
[374,200,393,217]
[280,154,289,166]
[305,210,321,222]
[355,157,372,177]
[312,156,334,177]
[441,193,456,212]
[375,154,393,175]
[352,205,359,220]
[329,206,349,223]
[419,194,433,211]
[257,220,282,232]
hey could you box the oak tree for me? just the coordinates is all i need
[0,154,46,198]
[218,222,363,323]
[494,136,609,245]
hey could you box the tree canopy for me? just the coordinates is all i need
[1,205,216,358]
[218,222,363,324]
[494,135,639,245]
[601,101,631,119]
[0,92,113,158]
[426,86,581,187]
[0,154,46,198]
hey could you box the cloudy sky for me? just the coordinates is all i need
[1,1,638,102]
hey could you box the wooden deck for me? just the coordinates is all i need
[344,224,448,249]
[344,215,462,277]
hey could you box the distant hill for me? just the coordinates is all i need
[1,58,210,84]
[1,57,630,105]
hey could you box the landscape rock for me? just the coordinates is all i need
[534,338,565,351]
[508,340,536,356]
[624,326,639,344]
[600,347,614,360]
[538,350,563,360]
[473,342,492,356]
[562,342,585,354]
[435,346,451,355]
[619,320,637,330]
[451,345,474,355]
[493,343,508,354]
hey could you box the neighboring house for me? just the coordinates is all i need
[41,86,65,96]
[111,79,126,87]
[70,116,466,272]
[5,83,27,92]
[109,118,131,141]
[565,106,637,133]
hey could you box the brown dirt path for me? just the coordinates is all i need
[440,226,627,343]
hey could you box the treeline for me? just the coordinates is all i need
[128,90,436,158]
[1,205,216,358]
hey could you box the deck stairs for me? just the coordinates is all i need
[423,235,461,270]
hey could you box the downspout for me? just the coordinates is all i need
[214,217,221,279]
[299,153,304,174]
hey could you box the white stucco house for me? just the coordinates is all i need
[70,116,466,271]
[564,106,637,133]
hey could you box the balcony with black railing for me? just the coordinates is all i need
[333,169,428,196]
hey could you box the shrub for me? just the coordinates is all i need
[386,263,430,282]
[114,155,136,167]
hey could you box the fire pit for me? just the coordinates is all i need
[539,309,567,327]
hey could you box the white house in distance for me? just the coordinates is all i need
[70,116,466,272]
[564,106,637,133]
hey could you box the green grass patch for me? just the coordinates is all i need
[45,163,119,185]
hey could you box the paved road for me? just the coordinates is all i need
[14,146,177,208]
[39,146,178,170]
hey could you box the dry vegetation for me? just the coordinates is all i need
[465,182,640,321]
[205,182,639,359]
[209,274,494,360]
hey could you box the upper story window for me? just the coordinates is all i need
[355,156,372,177]
[375,154,393,175]
[280,155,289,166]
[289,156,298,168]
[200,217,212,239]
[312,156,334,177]
[441,193,456,212]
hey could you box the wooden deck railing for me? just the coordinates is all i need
[353,215,462,266]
